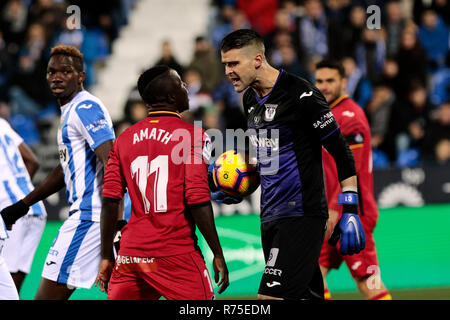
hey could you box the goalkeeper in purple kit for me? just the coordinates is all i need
[212,29,365,300]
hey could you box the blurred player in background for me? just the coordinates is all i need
[0,45,115,299]
[95,65,229,300]
[220,29,365,300]
[0,117,47,295]
[315,60,391,300]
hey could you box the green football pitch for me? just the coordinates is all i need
[15,203,450,300]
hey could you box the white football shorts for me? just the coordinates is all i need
[0,240,19,300]
[2,215,46,274]
[41,218,101,289]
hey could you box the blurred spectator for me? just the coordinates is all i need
[327,0,356,60]
[413,0,450,26]
[27,0,66,43]
[422,101,450,164]
[273,44,309,79]
[0,0,28,55]
[154,40,184,77]
[123,85,145,124]
[81,27,110,87]
[0,31,13,101]
[113,118,132,137]
[401,81,434,152]
[354,28,386,83]
[384,0,407,57]
[417,9,449,71]
[183,67,218,130]
[380,57,402,97]
[430,59,450,106]
[395,24,428,99]
[237,0,278,36]
[264,8,298,59]
[327,4,365,61]
[210,5,250,51]
[189,36,223,93]
[10,22,52,116]
[0,100,11,120]
[212,78,246,132]
[51,19,84,48]
[297,0,328,63]
[433,0,450,25]
[342,56,372,109]
[127,100,147,124]
[365,81,405,162]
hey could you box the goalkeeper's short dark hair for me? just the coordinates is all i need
[220,29,265,55]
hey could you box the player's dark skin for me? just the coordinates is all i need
[17,54,113,300]
[95,69,230,296]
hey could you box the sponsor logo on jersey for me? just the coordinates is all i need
[85,119,109,133]
[264,104,278,122]
[313,111,335,129]
[78,103,93,110]
[249,135,279,151]
[351,261,362,271]
[58,145,68,163]
[342,110,355,118]
[266,281,281,288]
[299,91,313,100]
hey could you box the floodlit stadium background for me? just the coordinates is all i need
[1,0,449,299]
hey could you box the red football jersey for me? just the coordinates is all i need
[322,95,379,224]
[102,111,211,257]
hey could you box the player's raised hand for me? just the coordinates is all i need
[213,255,229,294]
[95,259,114,293]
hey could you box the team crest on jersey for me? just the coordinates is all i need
[264,104,278,122]
[253,115,262,126]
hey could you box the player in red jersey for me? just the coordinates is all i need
[315,60,391,300]
[95,65,229,300]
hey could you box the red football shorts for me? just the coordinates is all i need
[319,215,380,279]
[107,250,215,300]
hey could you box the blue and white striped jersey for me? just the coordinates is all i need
[0,118,47,223]
[0,215,7,240]
[57,90,115,222]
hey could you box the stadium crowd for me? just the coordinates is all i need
[0,0,135,146]
[0,0,449,169]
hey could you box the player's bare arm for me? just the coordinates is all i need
[94,140,114,166]
[22,164,65,207]
[190,202,229,294]
[95,198,120,292]
[18,142,39,179]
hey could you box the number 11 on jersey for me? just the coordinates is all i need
[130,155,168,214]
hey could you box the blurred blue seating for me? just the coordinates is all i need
[10,114,40,147]
[372,149,390,169]
[396,148,420,168]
